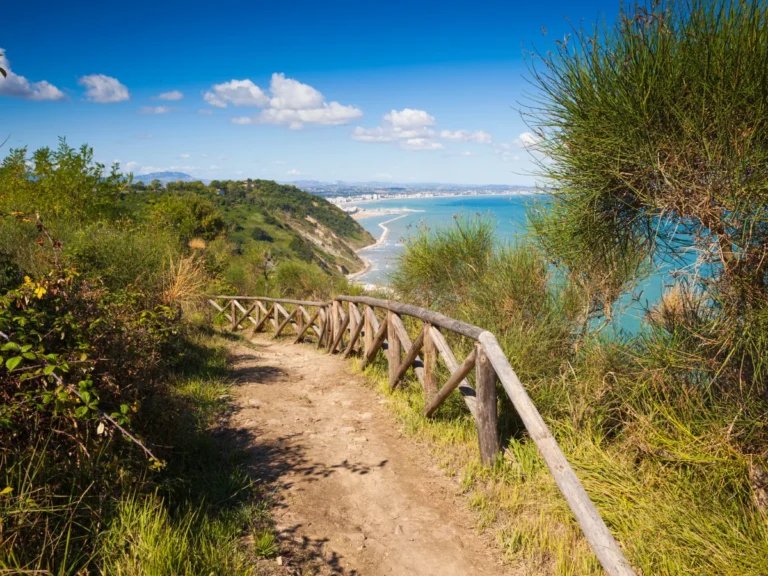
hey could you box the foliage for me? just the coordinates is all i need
[148,193,226,242]
[0,138,125,221]
[527,0,768,394]
[0,141,354,572]
[386,213,768,574]
[392,215,583,381]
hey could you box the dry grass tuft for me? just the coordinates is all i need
[162,255,207,310]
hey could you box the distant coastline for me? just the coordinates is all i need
[352,207,424,221]
[335,190,541,220]
[348,213,409,281]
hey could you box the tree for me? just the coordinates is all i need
[246,246,275,296]
[528,0,768,391]
[150,179,163,192]
[0,138,123,221]
[148,194,226,241]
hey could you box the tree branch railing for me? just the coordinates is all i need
[206,294,635,576]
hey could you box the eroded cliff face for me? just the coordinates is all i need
[284,214,371,275]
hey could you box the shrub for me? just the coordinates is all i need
[66,222,180,296]
[249,226,273,242]
[148,194,226,242]
[527,0,768,395]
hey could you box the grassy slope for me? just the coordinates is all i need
[354,351,768,576]
[99,328,278,574]
[221,180,375,275]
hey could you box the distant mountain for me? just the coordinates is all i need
[133,171,199,184]
[283,178,538,190]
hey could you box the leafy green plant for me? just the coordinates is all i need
[526,0,768,395]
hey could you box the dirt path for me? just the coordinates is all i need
[227,336,511,576]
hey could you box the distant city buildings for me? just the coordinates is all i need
[323,186,536,207]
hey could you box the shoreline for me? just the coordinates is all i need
[337,190,541,211]
[347,213,408,281]
[352,208,423,221]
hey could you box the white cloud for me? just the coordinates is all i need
[440,129,492,144]
[139,106,171,114]
[0,50,65,101]
[157,90,183,101]
[352,125,435,142]
[79,74,130,103]
[443,150,477,158]
[207,73,361,129]
[257,101,362,129]
[203,79,269,108]
[179,153,190,159]
[351,126,395,143]
[383,108,435,128]
[513,131,541,148]
[401,138,444,151]
[269,73,324,110]
[198,109,213,115]
[287,168,302,176]
[273,160,287,165]
[125,161,141,172]
[352,108,466,151]
[494,132,542,162]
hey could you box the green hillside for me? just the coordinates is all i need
[141,178,375,277]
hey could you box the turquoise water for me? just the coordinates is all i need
[355,195,534,284]
[355,194,667,333]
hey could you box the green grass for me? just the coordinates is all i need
[353,222,768,575]
[99,496,267,576]
[352,340,768,575]
[1,329,275,575]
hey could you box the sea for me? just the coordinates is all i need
[353,194,669,334]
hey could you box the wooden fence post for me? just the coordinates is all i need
[387,311,401,387]
[349,304,357,351]
[297,306,304,336]
[475,343,499,466]
[333,301,340,335]
[230,300,237,330]
[363,306,372,356]
[423,322,437,401]
[317,308,327,349]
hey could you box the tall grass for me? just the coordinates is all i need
[379,214,768,574]
[527,0,768,394]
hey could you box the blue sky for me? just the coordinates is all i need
[1,0,617,185]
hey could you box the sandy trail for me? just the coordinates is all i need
[227,336,511,576]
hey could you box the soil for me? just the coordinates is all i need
[226,335,512,576]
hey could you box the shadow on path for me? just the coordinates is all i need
[219,348,388,575]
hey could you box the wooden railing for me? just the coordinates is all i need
[207,294,635,576]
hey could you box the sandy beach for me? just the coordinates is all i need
[352,208,423,220]
[347,213,408,281]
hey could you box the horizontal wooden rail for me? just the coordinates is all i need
[335,295,483,340]
[208,295,330,307]
[206,293,635,576]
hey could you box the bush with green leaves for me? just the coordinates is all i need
[148,193,226,242]
[527,0,768,395]
[0,138,125,222]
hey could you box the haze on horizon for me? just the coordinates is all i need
[1,0,617,186]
